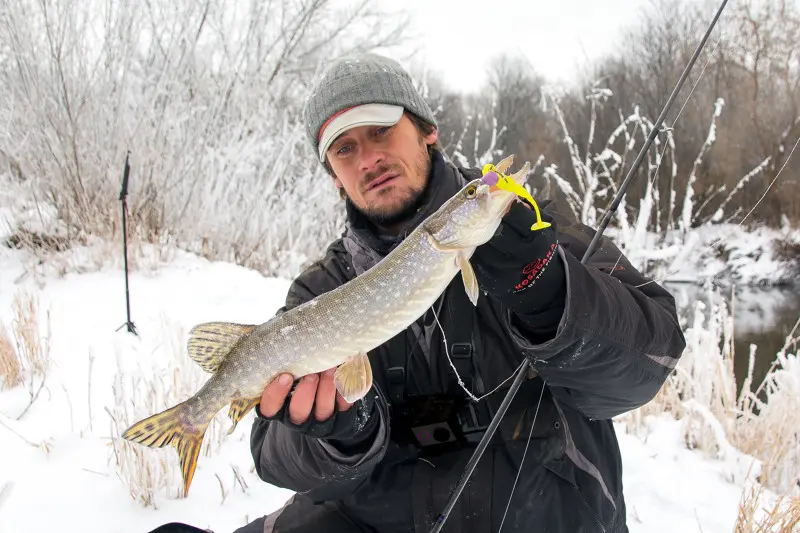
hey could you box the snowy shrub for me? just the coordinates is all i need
[619,288,800,494]
[0,0,406,279]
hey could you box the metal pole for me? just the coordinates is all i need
[430,1,730,530]
[117,151,137,336]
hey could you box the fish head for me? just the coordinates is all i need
[423,177,518,250]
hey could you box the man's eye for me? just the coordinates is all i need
[336,145,352,156]
[376,126,391,135]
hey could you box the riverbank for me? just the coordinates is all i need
[608,221,800,289]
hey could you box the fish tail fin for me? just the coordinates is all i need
[121,401,210,495]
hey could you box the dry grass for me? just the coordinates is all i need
[736,460,800,533]
[106,318,228,507]
[0,291,52,419]
[11,292,51,377]
[0,321,21,389]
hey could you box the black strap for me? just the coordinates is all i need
[386,280,479,405]
[386,364,406,405]
[446,280,481,398]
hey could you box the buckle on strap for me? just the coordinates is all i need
[451,342,473,389]
[457,400,496,444]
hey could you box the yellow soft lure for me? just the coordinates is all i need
[481,156,551,231]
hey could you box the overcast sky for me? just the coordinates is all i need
[374,0,655,93]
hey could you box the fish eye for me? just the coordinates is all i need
[465,185,477,198]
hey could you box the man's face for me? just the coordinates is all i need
[325,113,438,230]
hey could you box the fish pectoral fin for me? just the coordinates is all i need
[227,396,260,435]
[334,352,373,404]
[425,230,462,253]
[457,253,480,306]
[187,322,256,373]
[425,228,478,252]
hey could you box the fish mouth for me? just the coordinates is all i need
[367,171,400,191]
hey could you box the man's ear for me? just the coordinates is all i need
[333,176,348,200]
[424,127,438,146]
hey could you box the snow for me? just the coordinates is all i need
[0,246,295,533]
[616,415,759,533]
[0,245,786,533]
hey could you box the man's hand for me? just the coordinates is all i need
[260,368,353,425]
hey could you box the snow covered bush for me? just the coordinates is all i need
[619,287,800,495]
[0,0,405,279]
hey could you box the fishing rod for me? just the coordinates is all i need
[430,0,731,530]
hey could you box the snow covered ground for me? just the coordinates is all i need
[0,245,783,533]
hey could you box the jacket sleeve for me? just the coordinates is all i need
[248,252,391,502]
[506,202,687,420]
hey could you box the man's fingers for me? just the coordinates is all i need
[288,373,319,425]
[314,368,337,422]
[336,390,353,412]
[260,373,293,418]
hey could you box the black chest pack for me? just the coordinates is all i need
[385,286,500,457]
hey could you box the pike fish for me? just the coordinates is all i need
[122,155,530,495]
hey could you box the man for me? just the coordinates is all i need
[238,53,686,533]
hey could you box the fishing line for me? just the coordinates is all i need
[498,384,545,532]
[636,134,800,289]
[645,34,723,213]
[606,34,723,275]
[430,304,526,403]
[430,287,546,531]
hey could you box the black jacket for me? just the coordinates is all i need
[246,152,686,533]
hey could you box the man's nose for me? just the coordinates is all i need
[359,143,385,173]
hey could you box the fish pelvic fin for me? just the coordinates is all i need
[227,396,260,435]
[121,401,210,496]
[334,352,373,403]
[187,322,256,373]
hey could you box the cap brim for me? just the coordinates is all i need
[318,104,404,161]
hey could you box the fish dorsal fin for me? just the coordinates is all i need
[334,352,373,403]
[187,322,256,373]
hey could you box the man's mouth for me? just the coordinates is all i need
[367,172,399,191]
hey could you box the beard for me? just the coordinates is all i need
[347,144,433,230]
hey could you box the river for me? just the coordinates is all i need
[664,282,800,395]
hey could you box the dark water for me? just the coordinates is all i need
[664,282,800,394]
